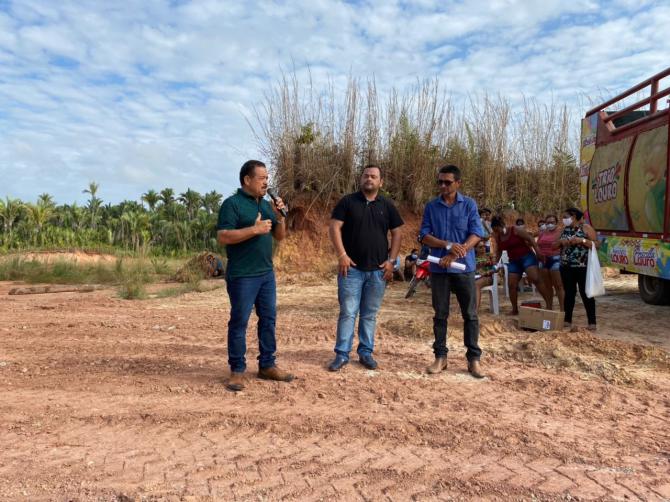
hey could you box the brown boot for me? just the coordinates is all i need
[468,360,485,379]
[258,366,295,382]
[426,357,448,374]
[226,372,245,391]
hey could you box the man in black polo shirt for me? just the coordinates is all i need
[328,164,404,371]
[217,160,294,391]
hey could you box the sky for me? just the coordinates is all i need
[1,0,669,204]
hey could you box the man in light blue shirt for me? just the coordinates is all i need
[419,164,486,378]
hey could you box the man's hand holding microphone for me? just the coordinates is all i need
[267,188,287,220]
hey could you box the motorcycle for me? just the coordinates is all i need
[405,259,431,298]
[405,255,467,298]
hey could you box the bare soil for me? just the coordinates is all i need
[0,274,669,501]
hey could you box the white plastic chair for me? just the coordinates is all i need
[481,271,499,315]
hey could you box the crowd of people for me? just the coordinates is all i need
[215,159,600,392]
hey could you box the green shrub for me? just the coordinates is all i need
[116,259,152,300]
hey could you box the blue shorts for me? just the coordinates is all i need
[539,255,561,271]
[507,253,539,275]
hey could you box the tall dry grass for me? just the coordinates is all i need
[251,72,579,216]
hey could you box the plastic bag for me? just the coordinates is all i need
[586,242,605,298]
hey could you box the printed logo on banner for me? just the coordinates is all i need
[633,243,657,268]
[592,162,623,204]
[542,320,551,330]
[610,246,629,265]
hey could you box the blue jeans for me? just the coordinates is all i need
[334,268,386,361]
[226,271,277,372]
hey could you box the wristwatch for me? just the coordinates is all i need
[445,242,452,251]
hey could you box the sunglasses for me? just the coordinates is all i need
[437,179,455,186]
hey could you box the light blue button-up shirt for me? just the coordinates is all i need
[419,192,485,274]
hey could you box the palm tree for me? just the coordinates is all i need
[83,181,102,230]
[193,210,215,247]
[203,190,223,214]
[179,188,202,219]
[121,210,150,251]
[141,189,160,212]
[37,193,55,208]
[0,197,24,245]
[64,203,86,232]
[159,188,175,208]
[26,203,53,245]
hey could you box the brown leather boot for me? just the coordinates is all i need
[468,360,484,379]
[226,372,245,391]
[426,357,448,374]
[258,366,295,382]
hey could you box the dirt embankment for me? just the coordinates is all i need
[8,250,119,265]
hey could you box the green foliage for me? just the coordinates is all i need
[0,183,224,255]
[150,255,169,274]
[116,258,153,300]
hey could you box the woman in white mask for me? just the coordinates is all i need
[555,208,598,330]
[537,215,564,311]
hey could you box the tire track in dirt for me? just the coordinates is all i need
[0,280,669,500]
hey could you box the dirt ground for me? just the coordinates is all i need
[0,273,669,501]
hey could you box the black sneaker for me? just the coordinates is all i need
[328,355,349,372]
[359,354,378,370]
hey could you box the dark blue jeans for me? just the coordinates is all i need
[431,272,482,361]
[226,271,277,372]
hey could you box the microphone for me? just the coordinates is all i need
[266,188,288,218]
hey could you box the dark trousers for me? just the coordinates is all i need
[560,266,596,325]
[431,272,482,361]
[226,271,277,372]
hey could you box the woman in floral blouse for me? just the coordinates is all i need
[555,207,599,330]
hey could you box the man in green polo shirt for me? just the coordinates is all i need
[217,160,294,392]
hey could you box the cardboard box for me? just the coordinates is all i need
[518,306,564,331]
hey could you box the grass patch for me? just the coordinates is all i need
[0,255,156,300]
[0,253,223,300]
[154,263,207,298]
[152,279,225,299]
[116,258,153,300]
[0,256,119,284]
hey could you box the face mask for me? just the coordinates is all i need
[539,224,547,231]
[546,223,556,230]
[562,217,573,226]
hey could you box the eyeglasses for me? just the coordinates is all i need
[437,179,454,186]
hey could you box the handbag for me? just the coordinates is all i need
[585,241,605,298]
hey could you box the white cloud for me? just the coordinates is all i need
[0,0,669,204]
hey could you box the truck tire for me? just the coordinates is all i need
[638,274,670,305]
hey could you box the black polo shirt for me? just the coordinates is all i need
[331,192,404,271]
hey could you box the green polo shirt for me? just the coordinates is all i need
[217,189,278,278]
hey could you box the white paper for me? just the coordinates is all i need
[426,255,466,270]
